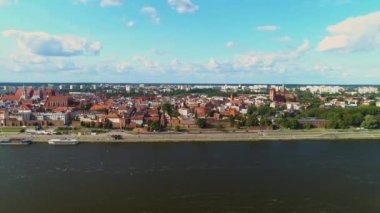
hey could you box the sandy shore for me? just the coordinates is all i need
[2,130,380,143]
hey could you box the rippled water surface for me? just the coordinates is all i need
[1,141,380,212]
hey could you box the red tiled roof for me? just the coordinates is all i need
[145,116,160,122]
[15,88,23,99]
[105,114,120,119]
[1,95,19,101]
[53,107,71,113]
[131,116,144,121]
[90,104,108,111]
[118,105,130,110]
[18,105,30,111]
[47,96,69,102]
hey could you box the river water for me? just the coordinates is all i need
[1,141,380,212]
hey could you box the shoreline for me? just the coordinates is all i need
[2,130,380,143]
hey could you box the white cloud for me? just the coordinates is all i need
[127,21,135,28]
[122,17,135,28]
[0,0,17,6]
[2,30,102,57]
[274,36,292,42]
[132,55,165,72]
[207,58,219,70]
[256,25,279,31]
[128,41,310,75]
[2,53,81,74]
[9,52,47,64]
[295,40,310,53]
[100,0,122,7]
[225,41,236,48]
[115,62,129,73]
[168,0,199,14]
[169,59,203,73]
[234,40,309,70]
[199,41,311,74]
[141,7,160,24]
[317,11,380,52]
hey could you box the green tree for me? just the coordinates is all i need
[361,115,379,129]
[343,112,363,127]
[276,117,300,129]
[259,117,272,128]
[172,111,180,118]
[327,118,346,129]
[246,106,256,115]
[257,106,274,116]
[162,102,173,117]
[284,118,300,129]
[148,121,161,131]
[302,123,313,130]
[83,103,93,111]
[246,114,259,127]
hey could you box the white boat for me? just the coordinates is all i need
[48,139,79,145]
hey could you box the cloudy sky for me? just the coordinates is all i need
[0,0,379,84]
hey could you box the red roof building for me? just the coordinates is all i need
[45,96,69,109]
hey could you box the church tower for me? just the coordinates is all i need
[269,88,276,101]
[20,85,26,100]
[280,83,286,96]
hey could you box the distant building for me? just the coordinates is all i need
[0,109,8,126]
[45,96,69,109]
[300,86,344,94]
[35,112,69,125]
[298,118,328,128]
[31,90,42,100]
[125,85,131,92]
[269,87,286,102]
[358,87,378,94]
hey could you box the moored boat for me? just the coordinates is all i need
[0,138,32,146]
[48,138,79,145]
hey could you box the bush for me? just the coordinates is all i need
[196,118,207,129]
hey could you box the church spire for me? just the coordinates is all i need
[20,84,26,100]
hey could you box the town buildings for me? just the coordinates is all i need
[0,83,379,131]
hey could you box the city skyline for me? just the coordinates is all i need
[0,0,379,84]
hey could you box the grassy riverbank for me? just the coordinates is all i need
[0,127,23,133]
[2,129,380,143]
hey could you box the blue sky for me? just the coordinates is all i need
[0,0,379,84]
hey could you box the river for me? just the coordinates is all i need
[1,141,380,212]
